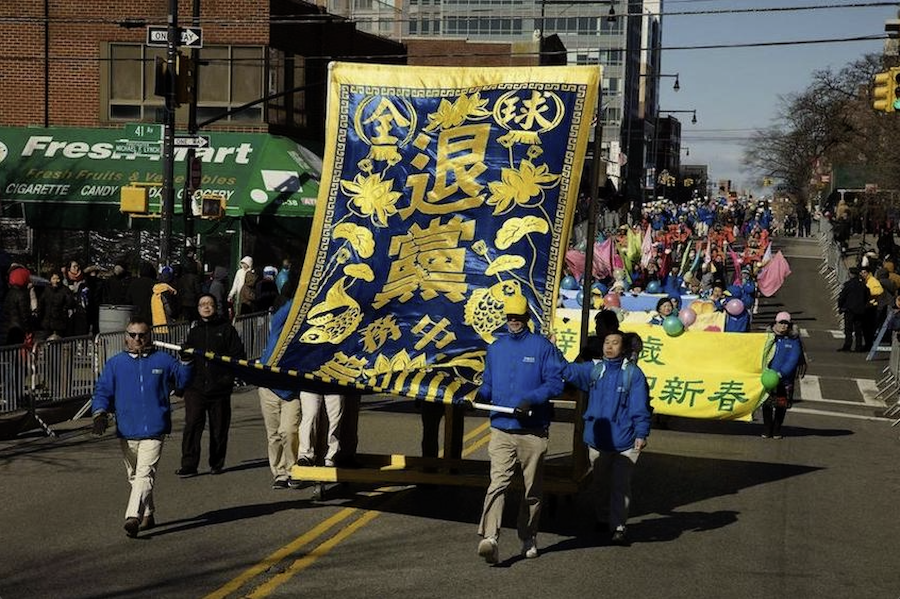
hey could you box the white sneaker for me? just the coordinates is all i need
[477,537,499,564]
[521,537,538,559]
[324,459,335,467]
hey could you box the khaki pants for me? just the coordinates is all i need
[120,437,164,520]
[478,428,548,541]
[298,392,344,463]
[258,387,301,480]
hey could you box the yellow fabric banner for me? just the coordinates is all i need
[552,313,771,421]
[268,62,601,404]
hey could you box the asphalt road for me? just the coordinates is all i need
[2,235,899,599]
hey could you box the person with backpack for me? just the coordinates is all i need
[559,329,652,546]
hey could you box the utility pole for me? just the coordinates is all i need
[160,0,179,267]
[183,0,200,263]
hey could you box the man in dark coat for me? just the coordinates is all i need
[124,262,158,322]
[838,267,869,352]
[176,293,245,476]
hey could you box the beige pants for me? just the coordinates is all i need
[298,392,344,463]
[258,387,301,480]
[477,428,548,541]
[120,437,164,520]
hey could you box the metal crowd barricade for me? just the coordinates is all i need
[233,311,271,360]
[3,312,273,436]
[0,343,30,414]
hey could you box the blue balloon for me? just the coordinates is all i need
[576,290,584,306]
[646,280,662,294]
[593,282,608,295]
[561,275,579,290]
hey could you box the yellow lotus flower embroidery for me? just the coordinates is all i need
[340,172,402,227]
[487,160,560,215]
[424,93,491,132]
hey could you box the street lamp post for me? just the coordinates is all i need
[639,72,680,92]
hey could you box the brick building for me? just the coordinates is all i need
[0,0,404,274]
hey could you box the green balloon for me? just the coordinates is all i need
[761,369,780,391]
[662,315,684,337]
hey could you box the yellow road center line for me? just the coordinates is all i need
[213,422,493,597]
[202,507,358,599]
[463,429,491,456]
[462,420,491,443]
[246,510,382,598]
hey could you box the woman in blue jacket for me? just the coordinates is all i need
[762,311,803,439]
[560,330,651,546]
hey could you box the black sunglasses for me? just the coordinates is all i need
[775,320,791,326]
[126,331,149,339]
[506,314,528,322]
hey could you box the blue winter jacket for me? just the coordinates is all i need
[562,356,652,452]
[479,329,564,432]
[768,332,802,381]
[92,350,193,439]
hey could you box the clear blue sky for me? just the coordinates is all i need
[659,0,898,194]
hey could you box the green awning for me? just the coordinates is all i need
[0,125,321,226]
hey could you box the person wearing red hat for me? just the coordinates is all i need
[761,311,803,439]
[2,266,33,346]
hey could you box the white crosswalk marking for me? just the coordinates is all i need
[795,374,885,407]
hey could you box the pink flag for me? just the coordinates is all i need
[565,249,586,282]
[759,241,773,266]
[640,226,654,268]
[757,250,791,297]
[593,238,614,278]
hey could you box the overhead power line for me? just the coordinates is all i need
[0,1,895,26]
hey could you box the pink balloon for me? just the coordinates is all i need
[725,298,745,316]
[603,293,621,308]
[678,307,697,327]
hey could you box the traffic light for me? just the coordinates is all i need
[120,185,149,213]
[873,68,900,113]
[175,52,195,106]
[200,194,226,219]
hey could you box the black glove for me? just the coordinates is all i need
[178,345,194,362]
[513,400,532,418]
[92,413,109,436]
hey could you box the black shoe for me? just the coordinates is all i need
[272,478,290,489]
[210,467,224,475]
[296,456,314,467]
[837,346,851,352]
[139,514,156,531]
[175,468,198,478]
[124,517,140,538]
[287,478,304,489]
[610,527,629,546]
[854,347,867,353]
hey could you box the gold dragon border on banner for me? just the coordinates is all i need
[268,62,602,404]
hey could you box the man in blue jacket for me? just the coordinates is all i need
[91,317,193,538]
[561,329,651,546]
[476,293,564,564]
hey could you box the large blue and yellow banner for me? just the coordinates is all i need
[269,62,601,403]
[553,315,772,420]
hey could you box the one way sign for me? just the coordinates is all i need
[146,26,204,48]
[174,135,210,149]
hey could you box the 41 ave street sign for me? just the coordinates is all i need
[146,26,203,48]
